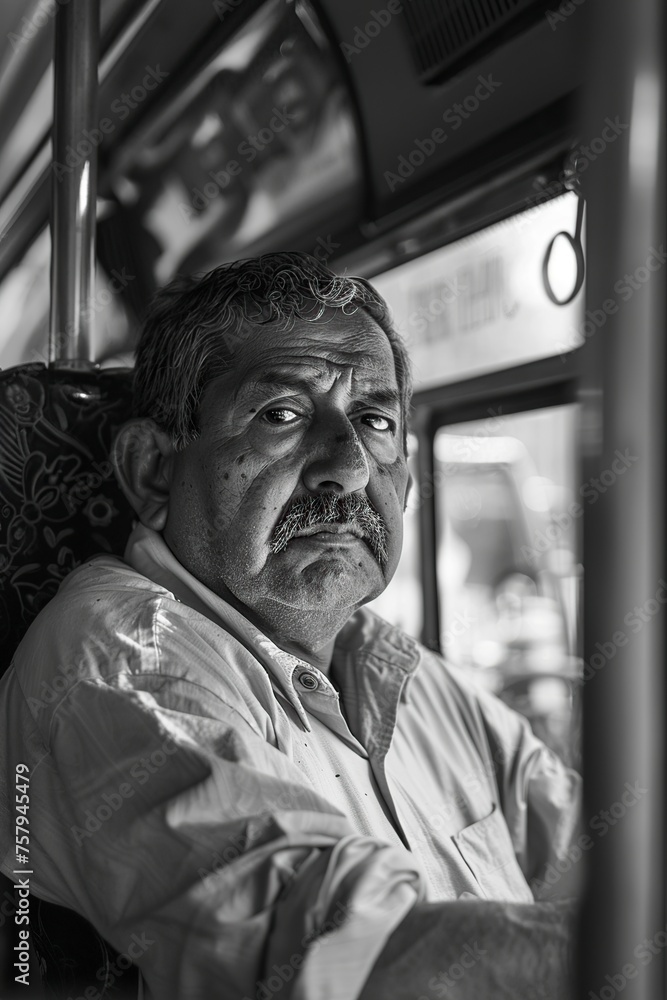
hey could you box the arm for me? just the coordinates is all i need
[10,672,423,1000]
[441,663,583,901]
[360,898,575,1000]
[484,695,582,901]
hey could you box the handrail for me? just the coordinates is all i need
[49,0,100,365]
[578,0,665,996]
[0,0,163,279]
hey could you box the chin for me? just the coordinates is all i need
[282,559,384,610]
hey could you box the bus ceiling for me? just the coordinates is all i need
[0,0,590,298]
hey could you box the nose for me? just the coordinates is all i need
[301,417,370,495]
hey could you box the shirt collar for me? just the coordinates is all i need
[123,523,420,726]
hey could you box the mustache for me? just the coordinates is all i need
[270,492,389,567]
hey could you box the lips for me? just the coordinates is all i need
[293,523,366,540]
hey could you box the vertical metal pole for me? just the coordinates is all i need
[416,411,440,652]
[579,0,665,997]
[49,0,100,365]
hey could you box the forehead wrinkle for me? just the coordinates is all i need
[232,365,332,406]
[232,352,397,406]
[236,326,392,371]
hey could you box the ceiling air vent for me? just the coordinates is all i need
[401,0,544,84]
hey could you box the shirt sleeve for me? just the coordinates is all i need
[2,661,422,1000]
[468,679,582,900]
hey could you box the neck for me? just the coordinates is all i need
[159,530,350,673]
[213,588,350,674]
[270,631,336,673]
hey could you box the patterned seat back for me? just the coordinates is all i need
[0,364,141,997]
[0,363,135,675]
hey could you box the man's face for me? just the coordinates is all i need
[163,309,409,619]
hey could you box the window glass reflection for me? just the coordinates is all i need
[366,433,423,641]
[108,0,361,282]
[434,405,582,766]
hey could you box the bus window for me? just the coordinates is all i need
[434,405,582,766]
[0,225,134,370]
[366,190,585,764]
[0,228,50,370]
[371,190,584,386]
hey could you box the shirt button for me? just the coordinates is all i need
[298,672,319,691]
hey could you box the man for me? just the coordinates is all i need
[0,252,579,999]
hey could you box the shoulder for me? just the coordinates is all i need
[9,555,253,722]
[14,554,182,674]
[353,606,531,742]
[349,606,489,699]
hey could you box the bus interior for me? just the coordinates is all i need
[0,0,664,997]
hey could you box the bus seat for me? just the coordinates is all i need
[1,870,141,999]
[0,363,135,677]
[0,363,141,998]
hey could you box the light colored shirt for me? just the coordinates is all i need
[0,524,580,1000]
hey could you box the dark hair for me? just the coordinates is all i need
[133,251,412,450]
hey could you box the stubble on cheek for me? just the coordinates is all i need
[202,452,297,574]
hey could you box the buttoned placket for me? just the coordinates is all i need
[289,662,371,756]
[252,639,420,848]
[329,636,422,854]
[257,637,418,853]
[283,658,419,850]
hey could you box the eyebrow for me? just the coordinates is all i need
[233,368,402,410]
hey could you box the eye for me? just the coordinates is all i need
[362,414,395,432]
[262,407,301,425]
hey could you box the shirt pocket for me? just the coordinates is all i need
[452,804,534,903]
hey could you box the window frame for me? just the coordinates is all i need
[410,348,580,652]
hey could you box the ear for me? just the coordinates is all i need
[111,419,175,531]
